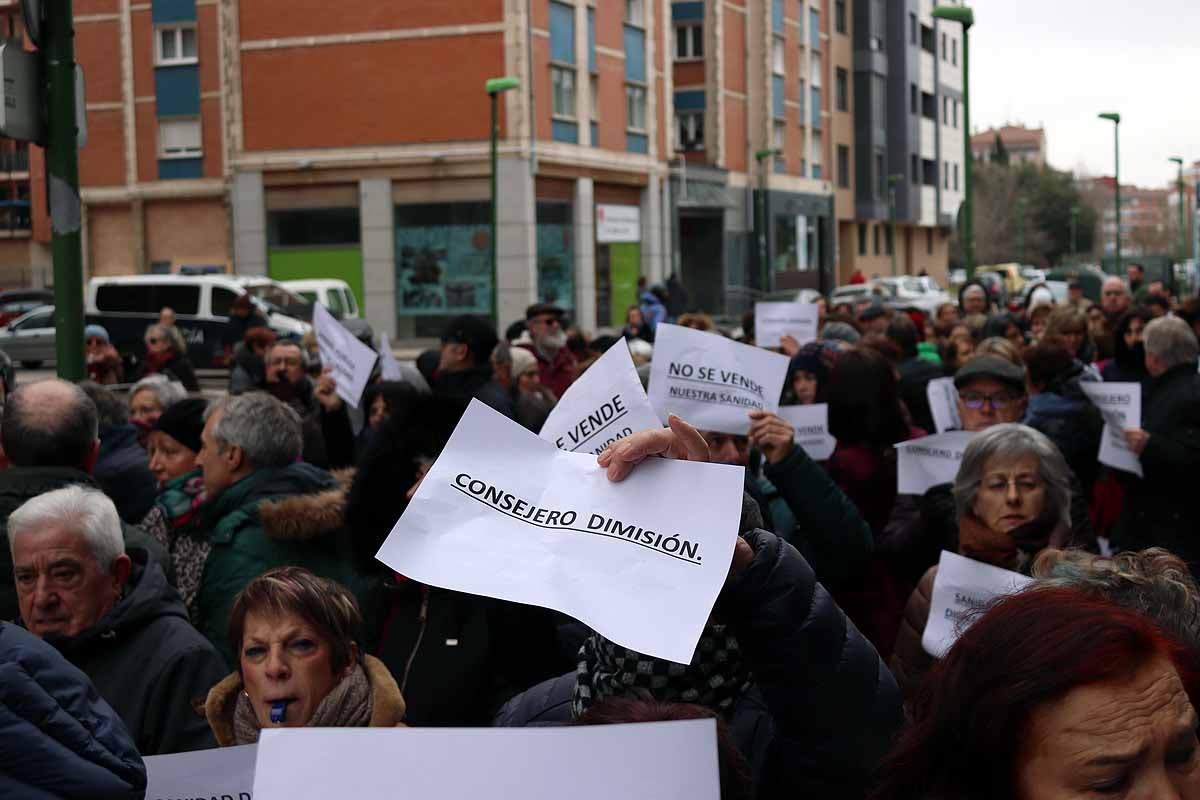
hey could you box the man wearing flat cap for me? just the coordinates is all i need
[518,303,578,398]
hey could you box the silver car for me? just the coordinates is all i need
[0,305,56,367]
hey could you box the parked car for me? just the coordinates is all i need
[977,263,1027,296]
[282,279,361,319]
[873,276,951,316]
[761,288,825,305]
[0,289,53,327]
[0,305,55,367]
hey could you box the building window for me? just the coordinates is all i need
[799,78,805,121]
[589,74,598,121]
[874,147,885,199]
[810,130,823,178]
[952,38,958,65]
[626,84,646,131]
[908,12,917,45]
[858,222,867,255]
[941,32,947,60]
[772,37,785,75]
[885,224,893,255]
[909,83,917,115]
[625,0,643,25]
[922,158,937,186]
[158,118,201,158]
[873,224,881,255]
[944,161,949,189]
[835,0,846,34]
[911,153,918,181]
[920,24,935,54]
[772,119,786,150]
[942,96,949,124]
[809,8,819,49]
[678,110,704,150]
[552,67,577,119]
[155,24,197,66]
[926,227,933,254]
[953,99,958,128]
[675,23,703,60]
[837,144,850,188]
[835,67,848,112]
[921,91,936,121]
[954,162,960,191]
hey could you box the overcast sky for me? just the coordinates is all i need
[969,0,1196,189]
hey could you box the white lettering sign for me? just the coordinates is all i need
[926,377,962,434]
[778,403,836,461]
[145,744,256,800]
[252,723,720,800]
[647,323,790,436]
[896,431,977,495]
[1080,381,1142,477]
[754,302,819,349]
[596,204,641,243]
[540,341,662,454]
[922,550,1034,658]
[312,303,378,409]
[375,399,744,664]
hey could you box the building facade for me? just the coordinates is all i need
[970,124,1047,166]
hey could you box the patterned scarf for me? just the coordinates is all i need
[231,662,374,745]
[142,471,209,620]
[572,625,753,719]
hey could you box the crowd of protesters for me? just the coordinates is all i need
[6,264,1200,800]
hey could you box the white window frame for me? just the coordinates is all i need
[155,24,198,67]
[625,84,647,132]
[551,65,577,120]
[772,119,786,150]
[677,110,704,151]
[158,118,202,159]
[674,23,703,61]
[771,36,785,75]
[624,0,644,26]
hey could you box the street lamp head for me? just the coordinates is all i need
[485,76,520,95]
[887,174,904,186]
[1169,156,1184,166]
[754,148,783,161]
[1098,112,1121,124]
[931,5,973,28]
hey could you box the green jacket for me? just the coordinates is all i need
[191,463,366,667]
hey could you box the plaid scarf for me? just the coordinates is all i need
[572,625,753,719]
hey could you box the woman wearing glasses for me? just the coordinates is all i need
[142,323,200,391]
[890,424,1073,703]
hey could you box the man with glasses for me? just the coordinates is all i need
[518,303,577,398]
[952,357,1028,432]
[260,341,354,469]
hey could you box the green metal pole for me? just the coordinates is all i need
[46,0,85,381]
[489,91,498,324]
[961,28,973,279]
[1113,125,1121,275]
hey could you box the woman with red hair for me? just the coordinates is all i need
[872,586,1200,800]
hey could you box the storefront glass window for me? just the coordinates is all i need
[536,202,575,311]
[394,202,492,330]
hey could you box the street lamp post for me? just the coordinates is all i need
[1170,156,1185,266]
[486,76,520,325]
[888,174,903,276]
[754,148,782,293]
[932,5,974,278]
[1098,112,1121,274]
[1070,205,1079,262]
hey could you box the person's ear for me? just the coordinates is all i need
[342,641,361,679]
[110,553,132,596]
[226,444,246,473]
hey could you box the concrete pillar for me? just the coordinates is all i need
[495,155,537,329]
[231,170,267,276]
[574,177,596,333]
[359,178,395,339]
[641,173,665,283]
[130,197,146,273]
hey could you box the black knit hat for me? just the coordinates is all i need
[152,397,208,453]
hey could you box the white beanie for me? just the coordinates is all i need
[509,346,538,378]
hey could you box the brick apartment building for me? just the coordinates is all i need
[0,0,965,339]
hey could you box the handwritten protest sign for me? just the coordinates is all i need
[312,303,378,408]
[253,722,720,800]
[377,332,430,393]
[926,377,962,434]
[376,399,744,664]
[540,341,662,454]
[1080,381,1142,477]
[647,323,789,436]
[896,431,977,495]
[778,403,836,461]
[754,302,819,348]
[922,550,1033,657]
[145,743,256,800]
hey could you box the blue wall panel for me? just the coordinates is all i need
[550,2,576,64]
[552,120,579,144]
[624,27,645,81]
[672,2,704,22]
[152,0,195,23]
[674,90,705,111]
[155,65,200,116]
[158,158,202,180]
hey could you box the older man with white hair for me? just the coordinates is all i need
[1100,275,1132,321]
[10,485,225,754]
[1114,316,1200,576]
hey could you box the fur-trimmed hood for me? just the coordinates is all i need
[206,653,405,746]
[257,467,354,543]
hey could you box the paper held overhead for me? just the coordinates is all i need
[754,302,819,349]
[312,303,378,409]
[777,403,836,461]
[922,550,1034,658]
[1079,381,1143,477]
[375,399,744,664]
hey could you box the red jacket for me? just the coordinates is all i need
[518,344,577,398]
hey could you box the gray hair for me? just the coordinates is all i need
[8,485,124,571]
[1102,276,1131,297]
[267,340,311,370]
[1144,315,1199,370]
[490,341,512,368]
[129,374,187,410]
[145,323,185,355]
[1032,547,1200,653]
[205,391,302,469]
[953,423,1072,528]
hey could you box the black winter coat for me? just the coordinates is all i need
[95,423,159,524]
[494,530,903,799]
[0,467,170,622]
[0,622,146,799]
[159,352,200,392]
[45,548,226,755]
[1114,363,1200,572]
[897,356,946,435]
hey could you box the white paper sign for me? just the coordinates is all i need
[647,323,790,436]
[778,403,836,461]
[896,431,977,495]
[253,723,719,800]
[754,302,819,348]
[540,341,663,454]
[375,399,744,664]
[922,550,1034,658]
[926,376,962,434]
[312,303,378,408]
[1080,381,1143,477]
[145,744,256,800]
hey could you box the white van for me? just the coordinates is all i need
[281,279,360,319]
